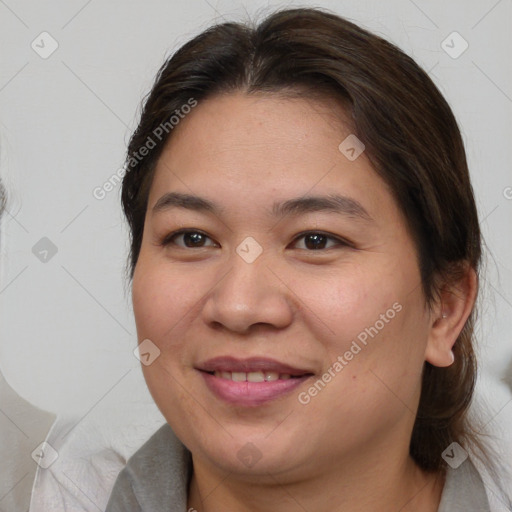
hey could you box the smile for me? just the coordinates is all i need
[196,356,314,407]
[211,370,295,382]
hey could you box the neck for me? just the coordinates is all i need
[187,452,445,512]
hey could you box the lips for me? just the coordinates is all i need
[196,356,313,376]
[196,356,314,406]
[211,370,293,382]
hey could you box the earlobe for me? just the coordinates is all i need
[424,264,478,368]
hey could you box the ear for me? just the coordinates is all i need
[424,263,478,367]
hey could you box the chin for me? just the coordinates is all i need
[190,428,308,476]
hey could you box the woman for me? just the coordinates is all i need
[106,7,511,511]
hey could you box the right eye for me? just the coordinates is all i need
[159,229,218,249]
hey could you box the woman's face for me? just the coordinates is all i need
[132,91,436,481]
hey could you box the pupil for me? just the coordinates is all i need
[305,234,326,250]
[185,233,204,247]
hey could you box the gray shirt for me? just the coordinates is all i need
[105,424,491,511]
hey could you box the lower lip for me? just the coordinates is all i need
[199,371,311,407]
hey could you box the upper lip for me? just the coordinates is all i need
[196,356,314,376]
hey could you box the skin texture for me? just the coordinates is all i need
[131,92,477,511]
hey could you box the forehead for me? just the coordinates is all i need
[148,91,398,226]
[165,90,355,156]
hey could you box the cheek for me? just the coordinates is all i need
[132,263,198,418]
[305,264,401,348]
[132,260,197,340]
[312,260,427,375]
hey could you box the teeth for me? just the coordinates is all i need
[248,371,265,382]
[231,372,246,382]
[213,371,294,382]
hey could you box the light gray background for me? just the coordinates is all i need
[1,0,511,445]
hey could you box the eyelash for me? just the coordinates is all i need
[159,229,353,251]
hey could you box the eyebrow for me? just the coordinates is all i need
[152,192,373,222]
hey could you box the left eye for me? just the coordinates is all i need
[291,231,348,250]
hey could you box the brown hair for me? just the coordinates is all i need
[120,6,509,500]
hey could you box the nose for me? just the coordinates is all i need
[200,247,294,335]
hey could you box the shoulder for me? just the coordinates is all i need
[438,457,491,512]
[105,423,191,512]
